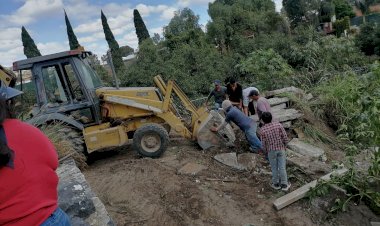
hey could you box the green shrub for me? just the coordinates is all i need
[315,63,380,150]
[238,48,294,90]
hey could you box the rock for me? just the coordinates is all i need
[178,163,207,175]
[268,97,289,107]
[57,159,114,226]
[287,138,325,159]
[272,108,303,122]
[197,110,236,150]
[287,155,331,175]
[237,153,257,170]
[305,93,313,101]
[281,121,292,129]
[265,86,305,97]
[214,152,244,170]
[271,103,287,112]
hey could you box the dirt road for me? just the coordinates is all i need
[84,140,379,226]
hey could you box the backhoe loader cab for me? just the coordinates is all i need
[12,50,235,158]
[13,50,103,127]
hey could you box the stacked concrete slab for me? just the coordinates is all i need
[57,159,114,226]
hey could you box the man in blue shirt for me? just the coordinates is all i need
[205,80,227,109]
[210,100,262,153]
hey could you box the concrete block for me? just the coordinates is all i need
[214,152,244,170]
[287,138,325,159]
[57,159,114,226]
[268,97,289,107]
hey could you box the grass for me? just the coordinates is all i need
[39,123,87,169]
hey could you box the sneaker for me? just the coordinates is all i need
[270,183,281,190]
[281,183,291,191]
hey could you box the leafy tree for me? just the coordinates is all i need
[21,26,41,58]
[238,49,294,91]
[355,0,377,23]
[355,23,380,55]
[152,33,163,45]
[333,0,355,19]
[119,45,134,57]
[133,9,150,44]
[64,10,80,50]
[101,10,126,78]
[333,16,350,37]
[283,0,321,27]
[164,8,201,37]
[320,0,335,22]
[163,8,205,50]
[207,0,286,55]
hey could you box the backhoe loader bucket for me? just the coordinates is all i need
[196,110,235,150]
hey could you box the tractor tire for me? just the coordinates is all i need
[133,123,169,158]
[57,127,85,155]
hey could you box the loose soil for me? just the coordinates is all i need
[84,139,379,226]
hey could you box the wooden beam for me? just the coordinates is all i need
[273,168,348,210]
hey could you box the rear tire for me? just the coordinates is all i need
[133,123,169,158]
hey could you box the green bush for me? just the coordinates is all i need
[238,49,294,91]
[315,63,380,150]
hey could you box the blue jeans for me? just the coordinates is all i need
[214,102,222,110]
[268,150,288,185]
[40,208,71,226]
[244,123,262,152]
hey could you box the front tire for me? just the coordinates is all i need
[133,123,169,158]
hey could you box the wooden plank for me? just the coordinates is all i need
[273,168,348,210]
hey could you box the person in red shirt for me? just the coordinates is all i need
[260,112,291,192]
[0,81,71,226]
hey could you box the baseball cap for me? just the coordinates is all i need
[0,80,23,100]
[214,80,221,85]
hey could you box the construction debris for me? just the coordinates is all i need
[57,159,114,225]
[214,152,245,170]
[268,97,289,106]
[265,86,305,97]
[273,168,348,210]
[287,138,326,160]
[197,110,236,150]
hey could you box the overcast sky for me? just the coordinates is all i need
[0,0,282,67]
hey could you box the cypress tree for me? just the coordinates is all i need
[21,26,41,58]
[101,10,125,76]
[64,10,80,50]
[133,9,150,44]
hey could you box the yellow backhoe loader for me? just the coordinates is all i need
[11,50,234,157]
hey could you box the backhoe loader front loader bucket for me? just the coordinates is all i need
[153,75,235,150]
[196,110,235,150]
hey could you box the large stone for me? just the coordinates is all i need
[271,103,287,112]
[214,152,244,170]
[286,149,331,175]
[178,162,207,175]
[287,138,325,159]
[237,153,257,171]
[281,121,292,129]
[57,159,114,226]
[272,109,303,122]
[197,110,236,150]
[265,86,305,97]
[268,97,289,107]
